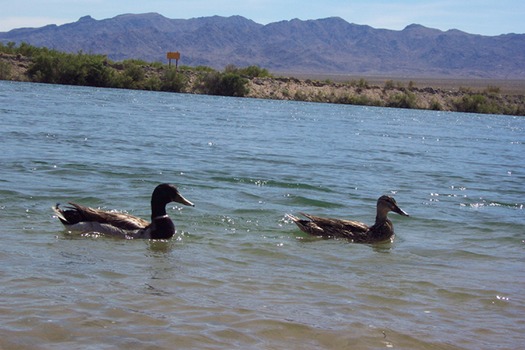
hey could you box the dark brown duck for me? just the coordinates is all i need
[288,195,409,243]
[53,183,194,239]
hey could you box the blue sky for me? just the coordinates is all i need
[1,0,524,36]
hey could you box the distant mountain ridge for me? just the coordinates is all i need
[1,13,524,78]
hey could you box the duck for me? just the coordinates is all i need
[53,183,194,239]
[287,195,409,243]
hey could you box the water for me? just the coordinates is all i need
[1,81,524,349]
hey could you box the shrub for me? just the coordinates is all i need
[357,78,369,88]
[143,76,162,91]
[0,61,12,79]
[224,64,238,73]
[384,80,395,90]
[237,65,271,78]
[17,42,40,57]
[219,72,249,96]
[198,71,248,97]
[222,64,271,79]
[27,49,112,87]
[108,61,148,89]
[336,94,383,107]
[82,57,112,87]
[122,62,145,86]
[0,41,16,54]
[453,94,500,114]
[387,91,418,109]
[111,71,134,89]
[293,90,308,101]
[161,69,187,92]
[485,85,501,94]
[429,98,442,111]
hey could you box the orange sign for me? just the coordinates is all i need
[167,52,180,60]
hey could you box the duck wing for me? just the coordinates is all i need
[293,213,370,240]
[56,202,150,230]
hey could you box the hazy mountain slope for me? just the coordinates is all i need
[1,13,523,78]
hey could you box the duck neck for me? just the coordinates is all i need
[151,200,168,220]
[374,208,389,225]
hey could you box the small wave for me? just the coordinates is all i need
[210,176,333,192]
[460,201,523,209]
[286,195,346,208]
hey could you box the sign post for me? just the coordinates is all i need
[167,51,181,71]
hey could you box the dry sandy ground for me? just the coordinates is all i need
[245,76,524,113]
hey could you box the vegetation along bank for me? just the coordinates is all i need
[1,42,524,116]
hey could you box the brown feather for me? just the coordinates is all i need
[60,202,150,230]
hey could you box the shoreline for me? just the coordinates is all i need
[244,75,525,115]
[273,72,525,95]
[1,52,524,116]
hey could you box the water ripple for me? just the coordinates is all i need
[1,82,524,350]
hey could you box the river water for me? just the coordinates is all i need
[1,81,524,349]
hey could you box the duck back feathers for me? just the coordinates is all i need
[53,202,149,230]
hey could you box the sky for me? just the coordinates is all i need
[1,0,524,36]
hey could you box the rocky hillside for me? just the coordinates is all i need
[1,13,524,78]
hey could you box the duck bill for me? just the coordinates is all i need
[175,193,195,207]
[393,205,409,217]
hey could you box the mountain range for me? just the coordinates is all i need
[1,13,524,79]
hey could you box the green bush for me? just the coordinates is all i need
[121,62,145,88]
[193,65,215,73]
[27,49,112,87]
[223,64,271,79]
[27,53,58,83]
[161,69,186,92]
[83,58,113,87]
[335,94,383,107]
[0,61,12,79]
[237,65,271,78]
[198,71,248,97]
[387,91,418,109]
[357,78,369,88]
[484,85,501,95]
[17,42,40,57]
[429,98,442,111]
[143,76,162,91]
[453,94,500,114]
[0,41,16,54]
[384,80,395,90]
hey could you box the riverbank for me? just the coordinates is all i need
[1,50,524,116]
[245,76,525,114]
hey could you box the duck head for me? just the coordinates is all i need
[377,195,409,218]
[150,183,194,220]
[152,183,194,208]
